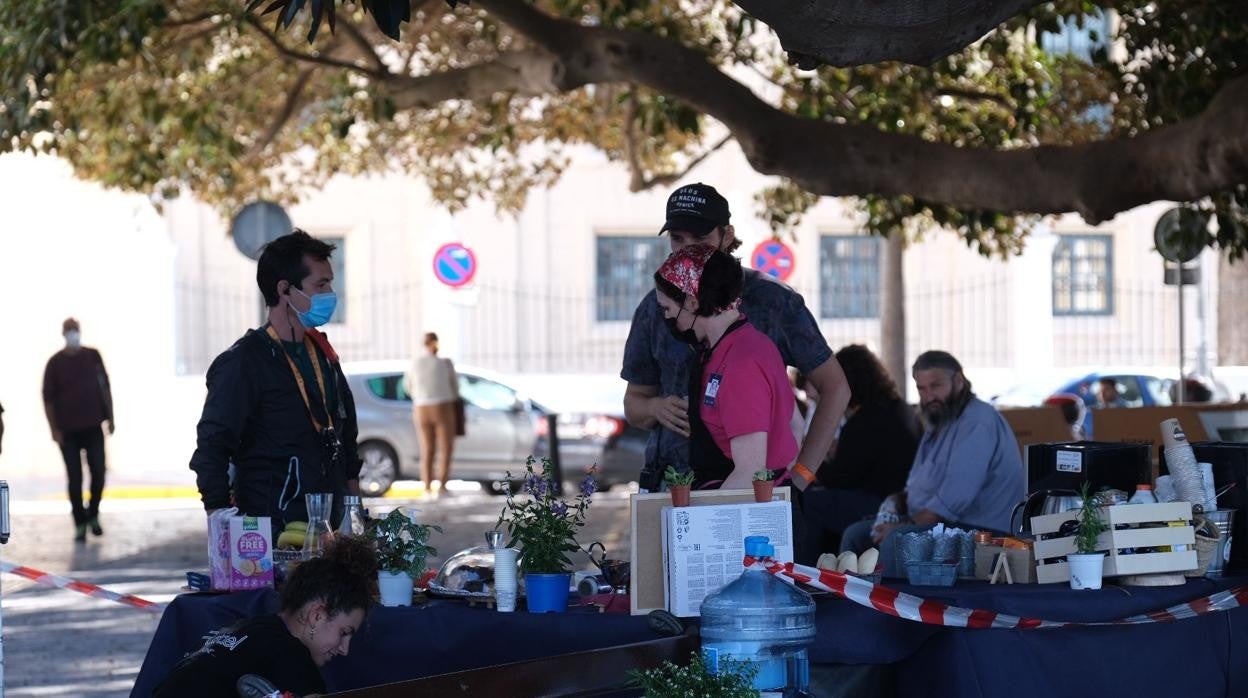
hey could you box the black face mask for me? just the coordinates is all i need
[664,307,700,346]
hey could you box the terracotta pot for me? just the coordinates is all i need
[669,484,691,507]
[753,480,775,503]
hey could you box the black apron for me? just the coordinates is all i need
[687,318,749,489]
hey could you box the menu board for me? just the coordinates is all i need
[661,500,793,617]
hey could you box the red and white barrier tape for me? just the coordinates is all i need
[745,556,1248,629]
[1,560,166,613]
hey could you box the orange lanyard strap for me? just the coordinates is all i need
[266,326,334,433]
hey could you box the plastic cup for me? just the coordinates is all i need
[493,547,519,610]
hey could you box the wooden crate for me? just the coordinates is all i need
[1032,502,1197,584]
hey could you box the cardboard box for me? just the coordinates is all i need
[229,516,275,591]
[1031,502,1196,584]
[629,487,791,615]
[974,543,1037,583]
[207,507,237,591]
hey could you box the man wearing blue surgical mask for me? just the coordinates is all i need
[190,230,362,530]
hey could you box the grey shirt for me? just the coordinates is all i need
[905,396,1024,533]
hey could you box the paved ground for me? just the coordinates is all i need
[0,484,634,697]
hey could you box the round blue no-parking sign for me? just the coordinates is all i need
[751,240,795,281]
[432,243,477,288]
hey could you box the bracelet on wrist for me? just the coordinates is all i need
[791,461,816,484]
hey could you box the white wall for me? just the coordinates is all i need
[0,154,187,491]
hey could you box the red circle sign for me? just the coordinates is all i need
[751,240,795,282]
[432,243,477,288]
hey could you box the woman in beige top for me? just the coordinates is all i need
[408,332,460,498]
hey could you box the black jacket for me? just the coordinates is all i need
[154,614,325,697]
[817,399,919,500]
[189,328,361,526]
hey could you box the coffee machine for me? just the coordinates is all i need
[1160,441,1248,574]
[1014,441,1151,534]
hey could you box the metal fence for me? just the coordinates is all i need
[174,274,1210,377]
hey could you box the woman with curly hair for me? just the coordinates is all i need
[800,344,919,561]
[155,535,378,697]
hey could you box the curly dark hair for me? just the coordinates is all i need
[280,534,379,618]
[835,344,902,408]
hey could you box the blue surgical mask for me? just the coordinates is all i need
[292,288,338,328]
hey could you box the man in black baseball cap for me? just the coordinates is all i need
[622,181,852,564]
[659,182,733,238]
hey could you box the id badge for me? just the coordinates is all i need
[704,373,722,407]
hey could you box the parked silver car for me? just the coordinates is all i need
[346,362,543,495]
[346,363,638,496]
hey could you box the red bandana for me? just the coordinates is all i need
[656,244,741,313]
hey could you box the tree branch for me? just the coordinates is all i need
[243,15,387,80]
[386,47,564,109]
[468,0,1248,223]
[335,11,388,74]
[635,135,734,192]
[247,67,316,159]
[733,0,1050,67]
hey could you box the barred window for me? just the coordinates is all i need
[1052,234,1113,316]
[596,236,670,322]
[820,235,880,319]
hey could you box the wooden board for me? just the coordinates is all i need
[628,487,790,616]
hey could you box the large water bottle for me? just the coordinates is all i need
[700,536,816,696]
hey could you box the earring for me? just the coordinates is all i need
[310,625,317,640]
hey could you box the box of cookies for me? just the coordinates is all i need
[229,516,275,591]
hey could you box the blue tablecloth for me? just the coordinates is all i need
[131,592,660,697]
[810,577,1248,697]
[134,578,1248,697]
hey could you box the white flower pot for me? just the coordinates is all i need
[378,571,414,606]
[1068,552,1105,590]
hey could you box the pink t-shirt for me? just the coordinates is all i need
[699,321,797,482]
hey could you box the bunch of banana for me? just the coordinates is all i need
[277,521,308,550]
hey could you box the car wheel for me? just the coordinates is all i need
[357,440,398,497]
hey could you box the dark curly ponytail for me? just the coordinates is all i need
[280,534,379,618]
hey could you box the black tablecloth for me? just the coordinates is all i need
[131,592,660,697]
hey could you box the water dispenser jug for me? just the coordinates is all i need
[700,536,816,695]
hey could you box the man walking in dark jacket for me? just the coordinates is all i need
[43,317,114,542]
[190,231,362,528]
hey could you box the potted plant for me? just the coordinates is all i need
[497,456,596,613]
[752,469,776,503]
[629,652,757,697]
[1068,483,1109,590]
[664,465,694,507]
[369,509,441,607]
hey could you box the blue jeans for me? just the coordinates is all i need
[840,520,936,577]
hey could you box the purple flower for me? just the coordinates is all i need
[551,500,568,517]
[580,476,597,498]
[522,473,537,495]
[535,478,549,498]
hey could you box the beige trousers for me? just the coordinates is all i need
[415,402,457,489]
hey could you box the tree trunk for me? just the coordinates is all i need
[879,232,907,390]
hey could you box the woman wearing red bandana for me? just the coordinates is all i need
[653,245,798,489]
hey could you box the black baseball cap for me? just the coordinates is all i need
[659,182,731,237]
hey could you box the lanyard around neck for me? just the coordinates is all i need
[266,325,333,433]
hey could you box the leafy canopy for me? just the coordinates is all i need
[1,0,1244,255]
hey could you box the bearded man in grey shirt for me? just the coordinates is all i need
[840,351,1024,575]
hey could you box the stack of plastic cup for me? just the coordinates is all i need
[493,547,518,612]
[1161,418,1206,507]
